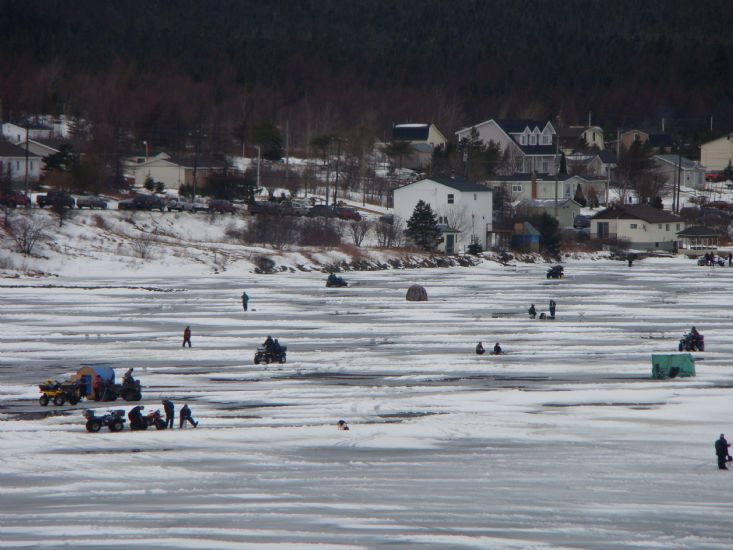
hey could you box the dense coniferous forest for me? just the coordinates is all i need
[1,0,731,149]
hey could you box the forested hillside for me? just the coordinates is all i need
[1,0,731,147]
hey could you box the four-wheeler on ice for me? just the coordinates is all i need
[679,329,705,352]
[38,379,83,406]
[254,345,287,364]
[546,265,564,279]
[326,273,348,287]
[39,366,142,406]
[84,409,126,432]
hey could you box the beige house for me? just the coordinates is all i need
[558,125,605,154]
[125,153,226,190]
[391,123,448,170]
[516,198,582,228]
[619,129,673,153]
[700,134,733,171]
[591,204,684,252]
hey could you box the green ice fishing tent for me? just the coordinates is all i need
[651,354,695,379]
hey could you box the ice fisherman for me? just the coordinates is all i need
[162,399,175,429]
[128,405,145,430]
[493,342,502,355]
[549,300,556,318]
[476,342,485,355]
[182,326,192,348]
[122,368,134,385]
[337,420,349,431]
[241,291,249,312]
[528,304,536,319]
[179,404,198,428]
[264,335,275,351]
[715,434,731,470]
[93,375,102,401]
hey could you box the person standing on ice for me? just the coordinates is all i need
[241,291,249,311]
[162,399,175,429]
[715,434,730,469]
[549,300,556,318]
[528,304,536,319]
[179,404,198,428]
[182,326,192,348]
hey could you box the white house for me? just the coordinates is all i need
[487,173,608,205]
[700,133,733,172]
[653,155,706,190]
[591,204,684,252]
[0,141,41,182]
[2,122,55,144]
[124,153,226,190]
[393,176,493,253]
[455,119,558,175]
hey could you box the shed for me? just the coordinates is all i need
[406,284,428,301]
[651,354,695,379]
[76,365,115,397]
[511,222,540,252]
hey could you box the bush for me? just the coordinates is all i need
[299,218,343,247]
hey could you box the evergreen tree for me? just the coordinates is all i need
[573,183,587,206]
[651,195,663,209]
[252,122,283,161]
[530,212,562,256]
[144,175,156,192]
[405,200,441,250]
[559,152,568,175]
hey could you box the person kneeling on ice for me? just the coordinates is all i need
[528,304,536,319]
[179,404,198,428]
[493,342,502,355]
[475,341,485,355]
[128,405,145,430]
[337,420,349,431]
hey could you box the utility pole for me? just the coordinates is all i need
[285,119,289,188]
[24,126,29,197]
[192,128,202,203]
[554,131,559,219]
[333,137,343,207]
[675,141,683,214]
[256,145,261,190]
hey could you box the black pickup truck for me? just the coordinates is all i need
[36,190,75,208]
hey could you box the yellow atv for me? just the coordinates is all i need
[38,379,82,406]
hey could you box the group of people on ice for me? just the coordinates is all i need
[699,252,731,267]
[126,400,198,430]
[529,300,556,320]
[476,342,501,355]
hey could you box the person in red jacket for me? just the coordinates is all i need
[182,326,192,348]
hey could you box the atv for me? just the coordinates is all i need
[84,409,126,433]
[679,332,704,352]
[254,346,287,364]
[39,379,83,406]
[99,378,143,402]
[546,265,564,279]
[326,274,348,287]
[142,409,167,430]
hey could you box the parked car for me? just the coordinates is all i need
[378,213,394,225]
[76,195,108,209]
[308,205,336,218]
[336,207,362,221]
[37,190,75,208]
[289,199,311,216]
[118,194,165,211]
[573,214,591,229]
[0,192,31,208]
[706,201,733,212]
[166,197,193,212]
[208,199,236,213]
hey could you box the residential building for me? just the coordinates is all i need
[2,122,54,144]
[591,204,684,251]
[700,133,733,171]
[653,155,706,190]
[124,153,226,190]
[391,123,448,170]
[557,125,605,154]
[455,119,558,175]
[487,173,608,205]
[676,226,719,255]
[511,222,540,252]
[516,198,582,228]
[619,128,673,153]
[566,150,616,177]
[0,141,41,183]
[393,175,493,252]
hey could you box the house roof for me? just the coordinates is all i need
[518,198,582,209]
[392,123,430,141]
[677,225,719,237]
[496,119,552,134]
[0,140,41,157]
[654,155,701,170]
[597,150,617,164]
[557,126,585,139]
[487,173,606,183]
[30,138,65,150]
[648,132,673,148]
[166,155,227,169]
[424,176,491,193]
[592,204,682,223]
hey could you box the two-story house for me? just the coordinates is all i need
[391,123,448,170]
[455,119,558,175]
[393,176,493,253]
[487,173,608,206]
[591,204,684,252]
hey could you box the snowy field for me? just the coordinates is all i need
[1,257,733,549]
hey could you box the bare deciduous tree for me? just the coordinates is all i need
[130,228,159,259]
[374,216,404,248]
[348,219,372,247]
[6,211,50,255]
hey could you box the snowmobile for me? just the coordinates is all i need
[84,409,126,433]
[254,345,287,364]
[546,265,564,279]
[39,379,83,406]
[679,332,704,352]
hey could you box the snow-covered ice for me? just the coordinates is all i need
[1,257,733,548]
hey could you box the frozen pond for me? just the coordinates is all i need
[1,257,733,548]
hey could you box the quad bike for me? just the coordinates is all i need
[326,274,348,287]
[99,378,143,402]
[129,408,167,431]
[679,332,704,352]
[39,379,83,406]
[84,409,126,433]
[254,346,287,364]
[546,265,564,279]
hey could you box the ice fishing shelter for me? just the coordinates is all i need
[406,284,428,301]
[75,366,115,396]
[651,354,695,379]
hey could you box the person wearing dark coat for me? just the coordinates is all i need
[241,291,249,311]
[128,405,145,430]
[528,304,536,319]
[264,335,275,352]
[162,399,175,429]
[493,342,502,355]
[475,342,485,355]
[549,300,556,318]
[179,404,198,428]
[715,434,731,470]
[93,375,102,401]
[182,326,192,347]
[122,368,134,385]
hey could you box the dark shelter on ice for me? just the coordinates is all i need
[406,284,428,301]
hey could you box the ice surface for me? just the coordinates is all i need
[1,257,733,548]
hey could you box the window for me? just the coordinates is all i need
[666,224,670,231]
[542,135,550,145]
[16,161,20,170]
[630,223,637,229]
[520,134,527,145]
[676,223,680,230]
[512,184,523,192]
[658,224,662,229]
[447,194,454,204]
[530,135,537,145]
[473,193,477,200]
[542,160,548,173]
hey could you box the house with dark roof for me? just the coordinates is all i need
[390,123,447,170]
[516,198,582,228]
[557,125,606,154]
[591,204,684,251]
[393,176,493,252]
[486,173,608,206]
[700,133,733,171]
[0,140,41,182]
[676,225,720,255]
[566,149,616,177]
[619,128,673,153]
[653,154,706,190]
[455,119,558,175]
